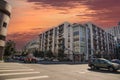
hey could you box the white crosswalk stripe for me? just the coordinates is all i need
[77,70,90,74]
[6,76,49,80]
[0,72,40,76]
[0,69,34,72]
[0,63,49,80]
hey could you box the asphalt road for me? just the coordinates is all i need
[0,62,120,80]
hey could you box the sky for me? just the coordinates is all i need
[6,0,120,50]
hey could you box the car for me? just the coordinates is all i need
[111,59,120,64]
[88,58,120,72]
[19,56,25,61]
[52,59,59,61]
[24,57,39,63]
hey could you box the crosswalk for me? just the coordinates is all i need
[0,63,49,80]
[77,70,90,74]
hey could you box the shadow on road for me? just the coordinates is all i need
[20,61,88,65]
[87,68,120,74]
[39,61,87,65]
[4,60,88,65]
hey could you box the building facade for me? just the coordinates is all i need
[72,23,87,61]
[38,22,117,61]
[39,22,73,60]
[0,0,12,60]
[105,22,120,59]
[106,22,120,39]
[85,22,116,59]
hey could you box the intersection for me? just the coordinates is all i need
[0,62,120,80]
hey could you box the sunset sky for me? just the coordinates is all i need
[6,0,120,49]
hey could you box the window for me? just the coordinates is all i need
[73,42,79,47]
[80,46,85,53]
[80,37,85,41]
[0,35,6,41]
[73,31,79,36]
[3,22,7,28]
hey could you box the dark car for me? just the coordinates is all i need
[24,57,39,63]
[88,58,120,72]
[19,56,25,61]
[111,59,120,64]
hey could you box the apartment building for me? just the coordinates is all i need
[39,22,73,60]
[106,22,120,39]
[0,0,12,60]
[105,22,120,59]
[85,22,116,59]
[72,22,116,61]
[38,22,117,61]
[72,23,87,61]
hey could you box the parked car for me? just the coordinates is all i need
[52,59,59,61]
[88,58,120,72]
[24,57,39,63]
[19,56,25,61]
[111,59,120,64]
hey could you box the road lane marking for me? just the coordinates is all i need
[77,70,90,74]
[0,69,34,72]
[0,67,30,69]
[6,75,49,80]
[0,68,30,70]
[78,72,86,74]
[0,72,40,76]
[0,66,29,68]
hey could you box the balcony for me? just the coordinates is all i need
[49,36,52,40]
[49,40,52,44]
[58,37,63,41]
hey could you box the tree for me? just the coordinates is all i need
[45,50,54,58]
[33,50,44,58]
[21,51,28,56]
[4,40,16,56]
[58,49,66,61]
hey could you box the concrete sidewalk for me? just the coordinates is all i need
[39,61,88,65]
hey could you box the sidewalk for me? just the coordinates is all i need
[0,60,4,63]
[39,61,88,65]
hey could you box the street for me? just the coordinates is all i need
[0,62,120,80]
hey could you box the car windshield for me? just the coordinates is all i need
[103,59,112,64]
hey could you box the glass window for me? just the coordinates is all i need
[3,22,7,27]
[73,26,79,31]
[80,37,85,41]
[0,35,5,41]
[73,31,79,36]
[80,46,85,53]
[74,47,80,53]
[73,42,79,47]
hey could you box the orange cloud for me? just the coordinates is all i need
[6,0,120,49]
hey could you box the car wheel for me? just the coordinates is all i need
[109,67,114,72]
[96,67,99,70]
[91,65,95,70]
